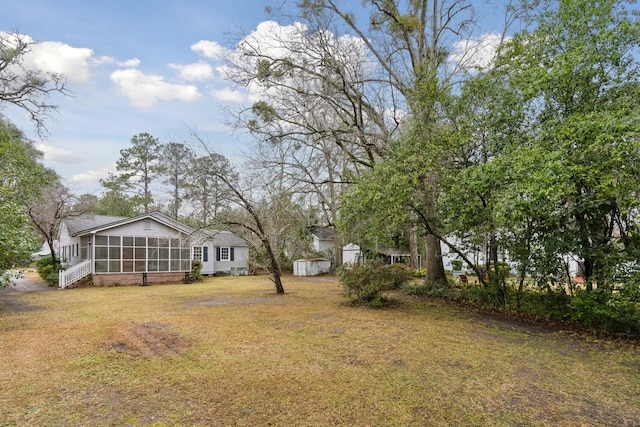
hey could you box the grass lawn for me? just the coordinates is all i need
[1,274,639,426]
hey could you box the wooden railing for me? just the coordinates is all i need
[59,259,92,289]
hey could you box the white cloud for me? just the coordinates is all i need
[90,55,114,66]
[211,87,245,103]
[110,68,201,108]
[69,168,110,186]
[91,56,140,67]
[450,33,510,71]
[36,143,80,162]
[239,20,309,60]
[25,41,94,83]
[169,61,214,81]
[191,40,229,59]
[119,57,141,67]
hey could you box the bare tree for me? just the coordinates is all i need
[192,133,312,294]
[223,15,401,266]
[27,183,92,267]
[0,32,70,136]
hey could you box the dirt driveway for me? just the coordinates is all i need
[0,269,53,294]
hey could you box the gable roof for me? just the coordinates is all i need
[311,226,335,241]
[65,215,128,235]
[194,229,248,247]
[65,212,194,237]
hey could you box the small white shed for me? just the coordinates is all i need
[293,258,331,276]
[342,243,361,265]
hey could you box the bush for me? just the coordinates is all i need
[35,257,62,286]
[451,260,463,271]
[187,260,203,283]
[387,263,413,287]
[338,260,410,307]
[402,280,452,299]
[412,268,427,278]
[568,290,640,336]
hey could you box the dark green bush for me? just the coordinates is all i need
[387,263,413,288]
[35,257,62,286]
[568,290,640,336]
[338,259,410,307]
[451,260,463,271]
[403,280,452,299]
[187,260,203,282]
[402,275,640,337]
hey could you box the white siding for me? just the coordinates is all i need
[97,220,184,239]
[58,222,82,266]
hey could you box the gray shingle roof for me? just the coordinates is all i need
[64,212,195,237]
[65,215,128,235]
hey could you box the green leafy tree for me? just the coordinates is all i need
[492,0,640,290]
[92,190,137,217]
[185,152,233,228]
[159,142,194,219]
[100,133,162,214]
[0,116,54,287]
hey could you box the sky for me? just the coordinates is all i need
[0,0,513,196]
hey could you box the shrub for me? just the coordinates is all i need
[451,260,463,271]
[188,260,203,283]
[338,259,408,307]
[568,290,640,336]
[412,268,427,278]
[35,257,62,286]
[387,263,413,288]
[402,280,452,299]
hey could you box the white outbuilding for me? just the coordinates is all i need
[293,258,331,276]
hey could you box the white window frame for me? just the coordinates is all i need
[220,247,230,261]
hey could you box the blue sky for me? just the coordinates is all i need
[0,0,512,196]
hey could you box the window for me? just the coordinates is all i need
[95,235,123,272]
[93,234,191,273]
[216,247,234,262]
[193,246,202,261]
[80,237,89,260]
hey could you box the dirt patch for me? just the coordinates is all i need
[0,293,40,313]
[186,292,286,308]
[110,322,190,357]
[0,271,54,313]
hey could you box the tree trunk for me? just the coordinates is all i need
[410,213,419,268]
[422,174,446,283]
[46,237,58,267]
[583,258,594,292]
[424,234,446,284]
[264,238,284,294]
[333,235,343,268]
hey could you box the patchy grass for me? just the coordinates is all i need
[1,275,639,426]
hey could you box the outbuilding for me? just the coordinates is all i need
[293,258,331,276]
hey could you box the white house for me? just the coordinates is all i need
[311,227,335,254]
[190,229,249,276]
[57,212,248,289]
